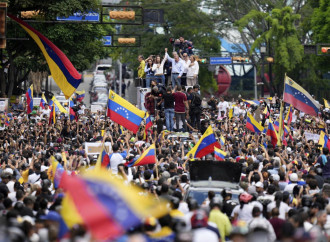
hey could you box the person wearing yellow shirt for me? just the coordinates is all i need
[137,55,146,86]
[208,197,232,242]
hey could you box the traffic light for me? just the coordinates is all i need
[21,11,40,19]
[109,11,135,20]
[266,57,274,63]
[232,57,249,62]
[118,38,136,44]
[0,3,7,49]
[321,47,330,54]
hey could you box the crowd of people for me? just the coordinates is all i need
[0,73,330,241]
[138,41,199,88]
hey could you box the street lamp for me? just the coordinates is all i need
[260,46,266,97]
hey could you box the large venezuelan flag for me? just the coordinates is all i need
[319,131,330,150]
[107,90,145,133]
[214,147,226,161]
[186,126,220,159]
[8,14,82,99]
[246,112,264,134]
[283,76,320,116]
[25,84,33,114]
[60,169,168,240]
[125,144,156,167]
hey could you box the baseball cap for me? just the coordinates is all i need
[271,174,280,182]
[290,173,298,182]
[255,181,264,188]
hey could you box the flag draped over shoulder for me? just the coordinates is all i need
[186,126,220,159]
[49,103,56,125]
[319,131,330,150]
[214,147,226,161]
[266,120,278,147]
[246,112,264,134]
[8,14,82,99]
[107,90,145,133]
[26,84,33,114]
[283,76,320,116]
[60,169,168,240]
[125,144,156,167]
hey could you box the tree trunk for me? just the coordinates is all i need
[0,68,5,97]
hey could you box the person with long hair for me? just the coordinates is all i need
[267,191,291,220]
[231,192,253,223]
[152,54,167,86]
[144,56,155,88]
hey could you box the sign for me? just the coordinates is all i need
[143,9,164,24]
[304,131,320,143]
[85,142,112,155]
[0,98,8,112]
[103,36,112,46]
[91,104,104,113]
[210,57,232,65]
[57,11,99,22]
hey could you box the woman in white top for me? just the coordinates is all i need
[186,56,199,86]
[152,55,167,86]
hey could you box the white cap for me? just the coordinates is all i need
[290,173,298,182]
[272,174,280,182]
[3,168,13,175]
[255,181,264,188]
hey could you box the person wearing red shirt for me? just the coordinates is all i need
[173,86,189,132]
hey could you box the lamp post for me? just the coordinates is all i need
[260,46,266,97]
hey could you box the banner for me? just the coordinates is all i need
[304,131,320,143]
[85,142,111,155]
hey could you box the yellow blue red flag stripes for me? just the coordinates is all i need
[285,105,293,125]
[49,103,56,125]
[60,169,168,240]
[214,147,226,161]
[242,99,260,107]
[40,93,47,109]
[186,126,220,158]
[26,84,33,114]
[125,144,156,167]
[107,90,145,134]
[266,120,278,147]
[246,112,264,134]
[51,96,68,114]
[51,156,64,189]
[76,90,85,102]
[283,76,320,116]
[319,131,330,150]
[8,15,82,99]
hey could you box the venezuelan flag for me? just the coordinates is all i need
[283,76,320,116]
[319,131,330,150]
[266,120,278,147]
[51,156,64,189]
[125,144,156,167]
[49,103,56,125]
[186,126,220,159]
[69,99,77,121]
[76,90,85,102]
[214,147,226,161]
[4,116,10,127]
[25,84,33,114]
[246,112,264,134]
[40,93,47,109]
[285,105,293,125]
[107,90,145,134]
[95,147,110,170]
[263,105,270,119]
[8,15,82,99]
[145,112,153,130]
[52,96,68,114]
[242,99,260,107]
[273,121,290,136]
[60,169,168,240]
[220,135,225,147]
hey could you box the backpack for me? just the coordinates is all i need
[192,92,202,107]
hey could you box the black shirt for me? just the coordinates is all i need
[162,93,175,109]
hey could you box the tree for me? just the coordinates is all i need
[3,0,113,97]
[236,7,304,93]
[110,0,221,93]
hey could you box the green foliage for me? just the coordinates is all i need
[236,7,304,89]
[198,65,217,93]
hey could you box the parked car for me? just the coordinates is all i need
[93,64,112,76]
[184,161,243,205]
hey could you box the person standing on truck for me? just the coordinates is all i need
[137,55,146,87]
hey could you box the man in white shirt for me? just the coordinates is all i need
[165,48,184,87]
[109,143,128,174]
[217,96,229,117]
[179,52,191,86]
[41,103,51,117]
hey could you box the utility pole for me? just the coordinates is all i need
[118,59,122,97]
[254,66,257,100]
